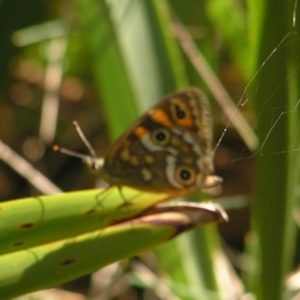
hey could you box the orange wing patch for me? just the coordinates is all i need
[150,109,173,126]
[175,117,193,128]
[134,126,149,137]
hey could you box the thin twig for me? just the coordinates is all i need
[172,19,258,152]
[0,139,62,195]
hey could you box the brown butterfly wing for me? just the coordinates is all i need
[101,87,213,196]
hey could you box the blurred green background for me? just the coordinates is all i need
[0,0,300,299]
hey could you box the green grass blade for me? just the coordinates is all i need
[246,0,300,299]
[206,0,249,79]
[76,0,139,138]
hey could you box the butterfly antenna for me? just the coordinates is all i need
[52,144,93,161]
[53,120,97,161]
[72,120,97,158]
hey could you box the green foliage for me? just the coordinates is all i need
[1,0,300,299]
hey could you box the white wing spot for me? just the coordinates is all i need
[165,155,183,189]
[141,134,178,155]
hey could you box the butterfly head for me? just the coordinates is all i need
[84,156,105,173]
[53,144,105,174]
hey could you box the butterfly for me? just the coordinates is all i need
[54,87,221,197]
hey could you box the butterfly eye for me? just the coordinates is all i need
[175,166,196,185]
[84,157,104,173]
[151,128,170,146]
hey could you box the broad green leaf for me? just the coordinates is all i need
[0,187,169,256]
[0,199,227,299]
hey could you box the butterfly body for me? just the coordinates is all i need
[88,88,215,196]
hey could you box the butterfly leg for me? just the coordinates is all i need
[117,186,134,208]
[117,186,140,232]
[93,187,114,223]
